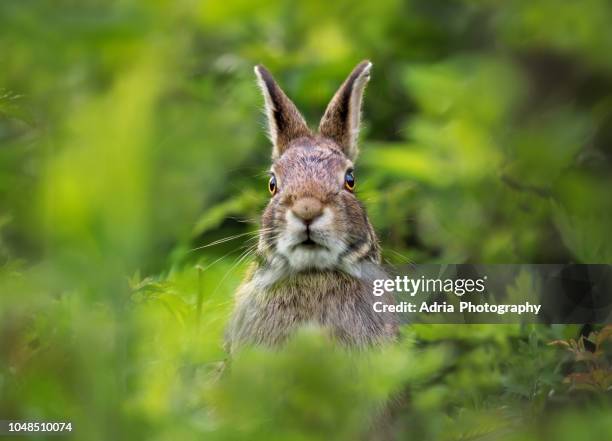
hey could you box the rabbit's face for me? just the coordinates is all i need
[259,138,378,272]
[253,61,378,277]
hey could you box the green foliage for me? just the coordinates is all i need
[207,330,449,441]
[550,326,612,392]
[1,0,612,440]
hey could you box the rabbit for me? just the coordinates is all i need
[225,61,398,353]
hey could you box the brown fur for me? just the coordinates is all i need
[226,61,397,354]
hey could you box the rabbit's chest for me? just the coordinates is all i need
[229,279,394,347]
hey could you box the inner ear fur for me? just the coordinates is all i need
[318,60,372,160]
[254,65,311,159]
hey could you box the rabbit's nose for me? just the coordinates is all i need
[291,197,323,224]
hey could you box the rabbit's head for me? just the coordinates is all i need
[255,61,380,278]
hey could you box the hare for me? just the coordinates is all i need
[226,61,397,353]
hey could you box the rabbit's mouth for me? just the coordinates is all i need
[276,208,343,270]
[295,237,327,250]
[278,232,342,272]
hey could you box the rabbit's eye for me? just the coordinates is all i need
[344,169,355,192]
[268,175,277,195]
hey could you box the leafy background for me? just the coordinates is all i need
[1,0,612,440]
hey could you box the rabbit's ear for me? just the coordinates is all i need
[254,65,311,158]
[318,60,372,160]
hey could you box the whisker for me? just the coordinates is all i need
[190,228,273,252]
[235,217,260,225]
[386,249,414,265]
[190,232,256,251]
[196,241,255,273]
[209,243,259,297]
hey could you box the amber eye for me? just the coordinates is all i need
[344,169,355,192]
[268,174,277,195]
